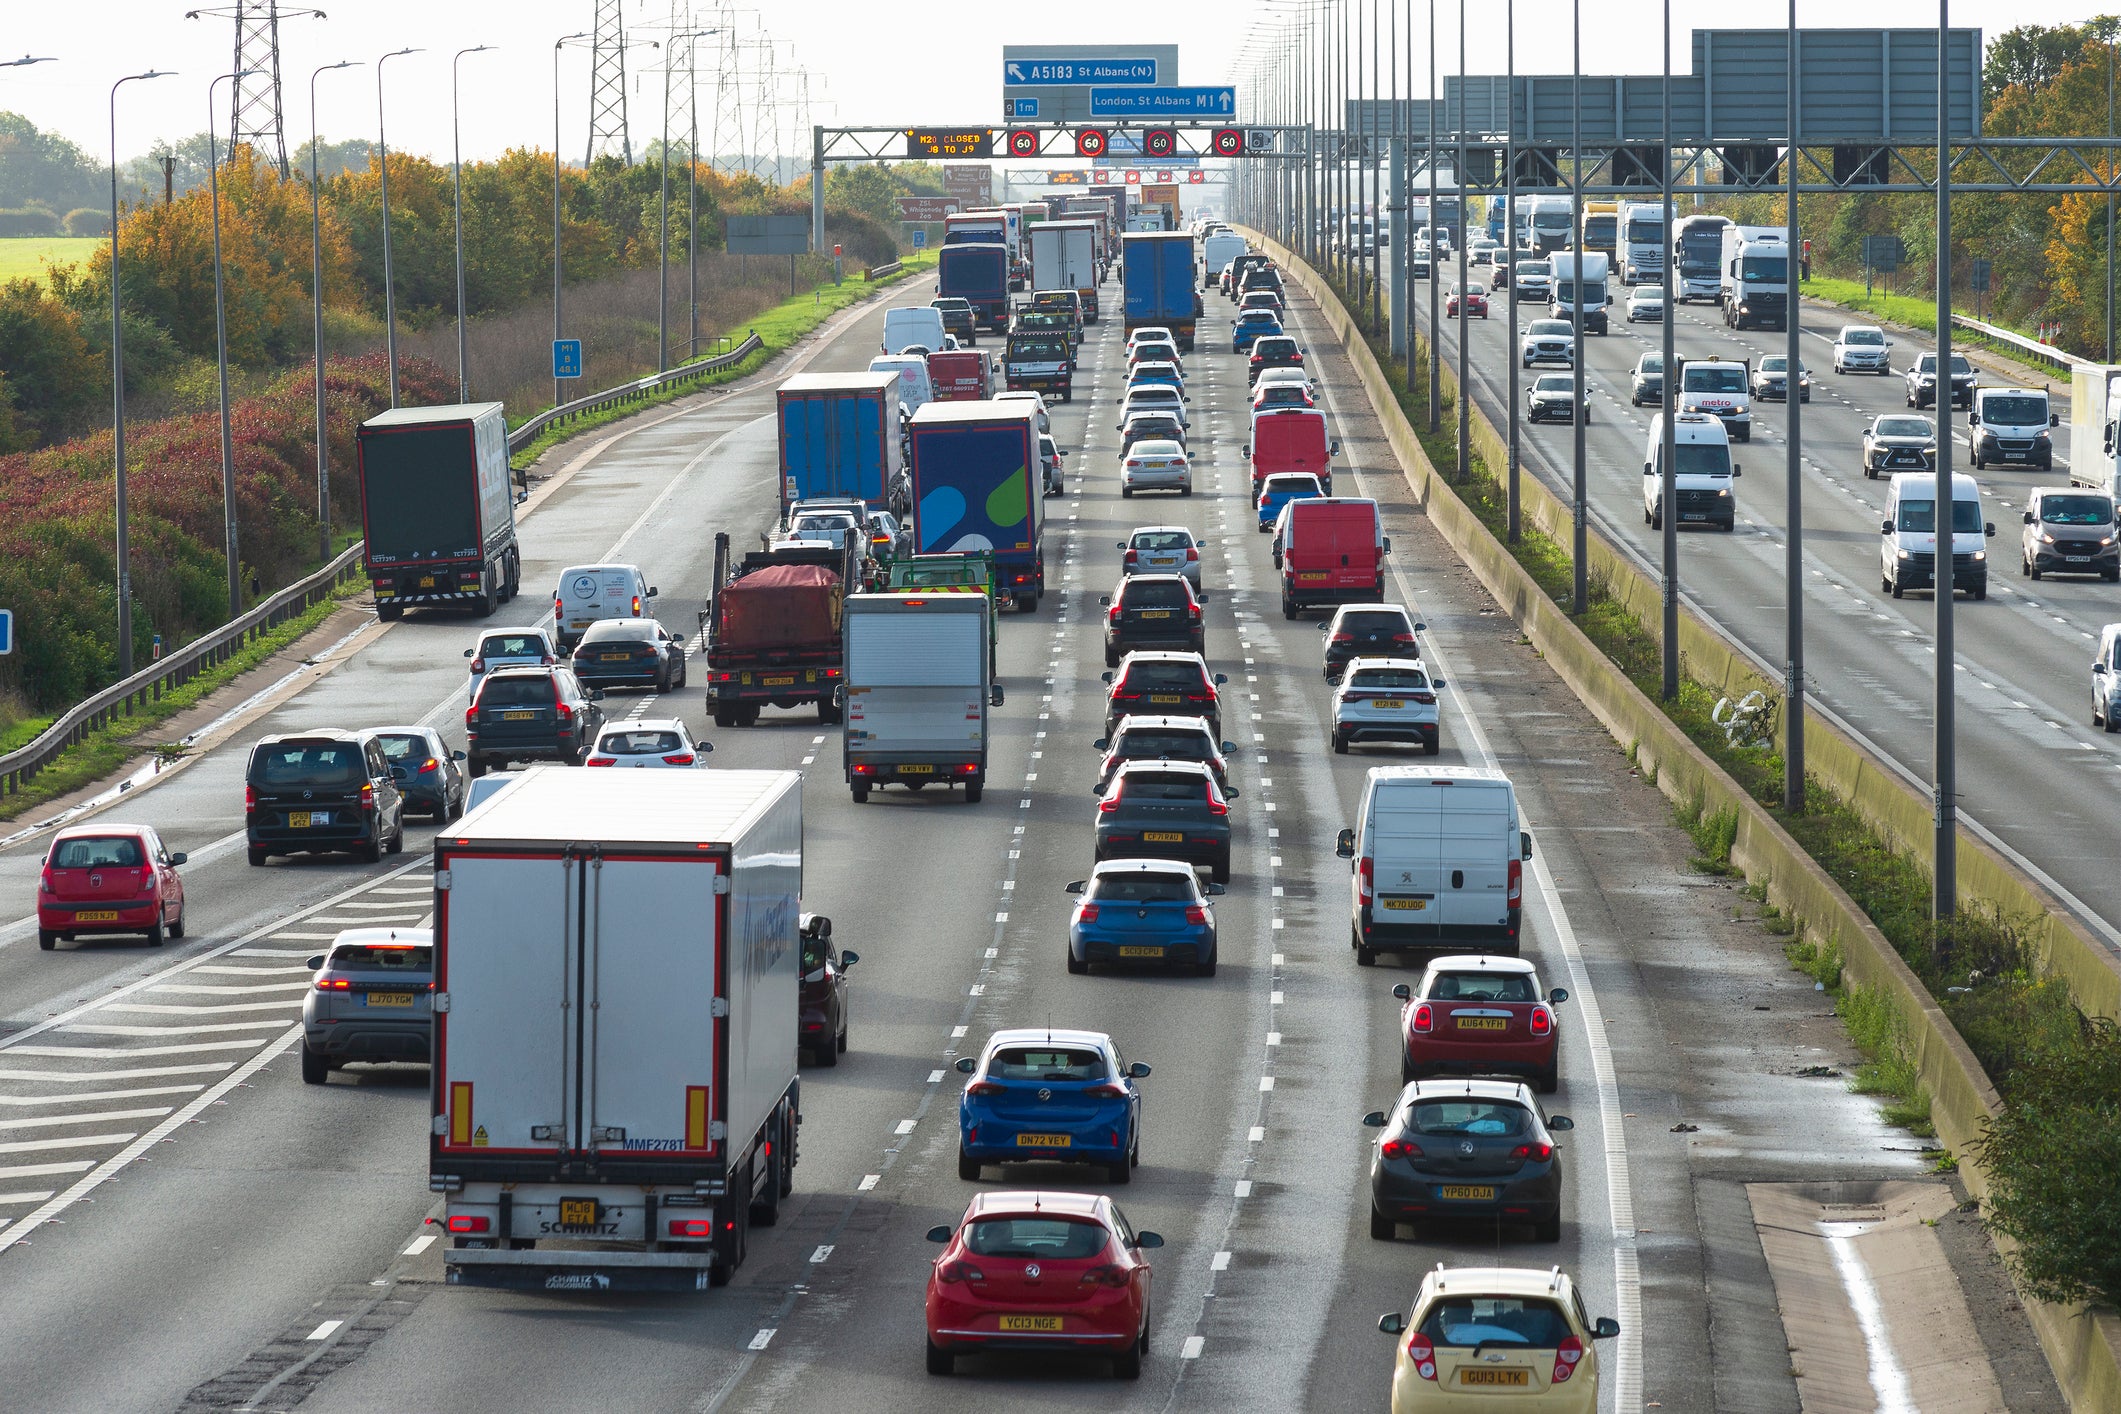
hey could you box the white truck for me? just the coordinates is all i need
[1548,251,1612,335]
[1202,232,1249,291]
[1719,225,1789,331]
[843,592,1001,804]
[1526,196,1574,255]
[1617,200,1666,285]
[1029,219,1103,323]
[429,767,809,1292]
[2071,365,2121,494]
[1678,355,1754,442]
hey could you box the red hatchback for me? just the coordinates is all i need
[38,824,188,951]
[1393,954,1568,1093]
[925,1190,1163,1379]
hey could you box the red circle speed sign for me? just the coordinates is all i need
[1143,128,1177,159]
[1006,128,1039,158]
[1074,128,1108,159]
[1211,127,1243,157]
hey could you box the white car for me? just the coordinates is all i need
[1121,526,1206,589]
[1254,366,1314,394]
[1117,385,1190,429]
[1625,285,1665,322]
[583,718,711,768]
[993,389,1052,435]
[1330,657,1443,755]
[1832,324,1894,374]
[1520,318,1576,368]
[464,627,557,703]
[1121,440,1192,497]
[1127,326,1174,350]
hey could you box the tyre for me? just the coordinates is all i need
[248,847,268,867]
[2023,557,2033,578]
[1890,576,1904,599]
[1973,581,1987,602]
[1424,736,1442,757]
[387,821,405,855]
[1534,1212,1563,1243]
[1067,943,1088,976]
[1331,731,1349,754]
[926,1342,955,1377]
[818,693,843,725]
[1356,944,1377,967]
[964,779,983,804]
[750,1133,783,1228]
[300,1045,329,1086]
[1014,594,1036,614]
[376,604,404,622]
[1370,1208,1395,1241]
[169,906,186,939]
[1122,486,1133,498]
[1104,646,1119,668]
[1536,1064,1559,1095]
[815,1033,839,1067]
[1113,1342,1143,1381]
[1212,853,1231,885]
[38,929,57,951]
[1196,948,1217,978]
[1108,1155,1132,1185]
[713,707,735,729]
[479,583,498,617]
[958,1148,982,1181]
[363,833,384,865]
[146,916,164,948]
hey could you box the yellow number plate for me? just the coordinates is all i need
[601,653,631,661]
[1143,830,1183,843]
[1381,898,1427,911]
[503,710,536,721]
[1016,1134,1071,1148]
[1137,610,1172,619]
[1438,1185,1497,1200]
[74,909,120,922]
[1459,1368,1528,1386]
[763,675,795,687]
[365,992,415,1008]
[1371,698,1405,709]
[419,576,436,587]
[1000,1315,1064,1332]
[288,811,313,829]
[1149,694,1182,704]
[898,764,935,775]
[1298,571,1329,582]
[1456,1017,1508,1031]
[559,1199,598,1225]
[1118,946,1165,958]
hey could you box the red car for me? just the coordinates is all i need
[1445,285,1490,319]
[924,1190,1163,1379]
[1393,954,1568,1093]
[37,823,188,951]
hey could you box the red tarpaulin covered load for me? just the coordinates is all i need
[719,564,843,651]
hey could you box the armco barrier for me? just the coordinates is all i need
[506,331,765,465]
[863,260,903,281]
[1952,312,2088,376]
[1248,226,2121,1413]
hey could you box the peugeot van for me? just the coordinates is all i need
[1334,767,1534,964]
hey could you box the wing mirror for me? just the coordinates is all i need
[1133,1231,1165,1249]
[803,915,833,941]
[1985,522,1997,538]
[1127,1062,1152,1078]
[1361,1110,1388,1128]
[306,954,327,970]
[990,685,1005,707]
[1381,537,1392,554]
[926,1225,953,1243]
[954,1057,977,1074]
[647,586,659,597]
[1213,673,1228,685]
[1391,983,1412,1000]
[1329,439,1342,456]
[838,950,859,968]
[1241,443,1252,457]
[1092,738,1110,751]
[1336,827,1356,859]
[589,688,606,701]
[1220,741,1236,753]
[1099,597,1111,609]
[1100,670,1114,683]
[1594,1318,1622,1340]
[1549,987,1569,1003]
[2052,412,2062,428]
[1521,831,1535,861]
[462,647,474,658]
[2024,510,2036,525]
[1732,465,1743,476]
[1548,1115,1576,1131]
[166,851,188,866]
[1881,519,1894,535]
[1065,880,1087,894]
[1378,1313,1407,1336]
[1206,882,1227,896]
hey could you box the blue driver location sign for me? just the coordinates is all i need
[1003,58,1157,86]
[552,339,583,380]
[0,608,12,656]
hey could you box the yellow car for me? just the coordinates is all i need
[1377,1265,1619,1411]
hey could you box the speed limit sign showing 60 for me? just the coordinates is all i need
[1006,128,1040,158]
[1211,127,1243,157]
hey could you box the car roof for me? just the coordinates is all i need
[1113,714,1215,735]
[1091,858,1201,878]
[964,1189,1109,1223]
[984,1027,1112,1051]
[327,926,434,951]
[579,617,658,635]
[1889,470,1979,495]
[1417,1264,1579,1305]
[371,724,442,740]
[1115,757,1214,779]
[485,665,558,680]
[478,627,551,643]
[1402,1076,1537,1105]
[600,717,687,734]
[1342,656,1427,674]
[1120,572,1192,587]
[1127,440,1185,455]
[51,822,151,843]
[1332,602,1408,618]
[1129,524,1196,538]
[255,727,369,745]
[1425,953,1538,976]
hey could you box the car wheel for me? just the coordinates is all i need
[38,929,57,951]
[1332,730,1349,754]
[1113,1338,1143,1381]
[1196,948,1217,978]
[387,821,405,856]
[851,784,869,803]
[2022,556,2031,578]
[1890,576,1904,599]
[926,1342,955,1377]
[300,1045,330,1086]
[1424,736,1442,757]
[957,1148,981,1182]
[2030,563,2042,581]
[815,1033,838,1067]
[1974,581,1988,601]
[1534,1212,1563,1243]
[1212,853,1231,885]
[1370,1208,1395,1241]
[1356,942,1376,967]
[1067,942,1088,975]
[965,778,984,804]
[1108,1154,1132,1185]
[1537,1063,1559,1094]
[363,834,384,864]
[146,916,165,948]
[247,847,268,867]
[169,905,186,939]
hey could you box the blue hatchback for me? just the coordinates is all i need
[1256,472,1326,532]
[956,1028,1151,1184]
[1232,312,1282,353]
[1065,859,1222,976]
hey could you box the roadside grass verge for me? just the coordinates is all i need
[508,252,936,473]
[1799,274,2059,371]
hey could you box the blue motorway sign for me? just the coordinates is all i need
[552,339,583,380]
[0,608,11,656]
[911,229,927,249]
[1012,97,1039,118]
[1004,58,1158,86]
[1088,86,1237,118]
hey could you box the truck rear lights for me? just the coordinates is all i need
[446,1214,490,1233]
[631,595,643,615]
[1358,856,1375,904]
[1529,1007,1553,1037]
[1507,858,1523,907]
[852,763,875,776]
[1551,1335,1585,1382]
[957,763,979,775]
[668,1218,714,1238]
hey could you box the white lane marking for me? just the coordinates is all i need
[894,1119,917,1136]
[0,1161,93,1182]
[1233,1180,1253,1198]
[1822,1221,1918,1414]
[858,1174,879,1191]
[747,1328,776,1352]
[305,1320,343,1342]
[402,1234,436,1256]
[0,1084,203,1107]
[1247,1126,1265,1142]
[0,1063,230,1083]
[927,1070,945,1084]
[1182,1335,1206,1359]
[0,1130,143,1155]
[0,1189,56,1205]
[1258,1076,1274,1092]
[0,1107,172,1133]
[809,1245,835,1264]
[1212,1250,1232,1272]
[64,1020,294,1038]
[4,1040,267,1059]
[103,1001,301,1016]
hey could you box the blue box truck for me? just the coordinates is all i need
[776,371,903,518]
[938,241,1012,333]
[1121,231,1198,351]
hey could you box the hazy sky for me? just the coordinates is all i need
[3,2,2105,171]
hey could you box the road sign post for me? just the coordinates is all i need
[552,339,582,380]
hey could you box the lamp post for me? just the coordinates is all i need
[1784,1,1806,809]
[376,46,421,409]
[1661,0,1678,699]
[452,45,494,403]
[109,68,171,680]
[309,60,358,567]
[209,68,265,621]
[1933,0,1957,920]
[554,31,591,411]
[1505,0,1520,540]
[1454,0,1468,481]
[1569,0,1587,615]
[1426,0,1439,437]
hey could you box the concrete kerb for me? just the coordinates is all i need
[1248,228,2121,1414]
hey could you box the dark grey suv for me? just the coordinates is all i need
[246,730,407,866]
[1092,759,1235,882]
[466,666,605,775]
[302,928,433,1084]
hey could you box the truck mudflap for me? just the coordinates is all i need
[444,1246,721,1293]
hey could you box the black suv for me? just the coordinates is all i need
[932,297,977,346]
[570,617,688,693]
[246,730,407,866]
[1101,575,1204,666]
[466,666,605,776]
[1248,335,1306,384]
[1225,252,1272,297]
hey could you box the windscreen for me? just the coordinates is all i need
[1895,498,1986,533]
[1419,1298,1573,1350]
[1431,971,1536,1002]
[1740,254,1786,282]
[1673,443,1732,476]
[1133,531,1192,552]
[1533,210,1569,232]
[1843,328,1886,346]
[598,729,684,754]
[375,732,430,763]
[990,1048,1105,1081]
[1876,417,1933,439]
[1626,217,1662,241]
[49,836,143,869]
[328,943,433,971]
[476,676,557,708]
[1982,395,2046,424]
[1009,337,1068,361]
[1683,365,1746,393]
[1408,1100,1532,1136]
[251,742,366,789]
[1120,579,1191,608]
[1114,729,1211,761]
[1535,377,1573,393]
[361,426,478,562]
[1348,667,1430,690]
[478,633,548,659]
[1583,215,1616,241]
[2039,495,2114,526]
[1118,774,1209,801]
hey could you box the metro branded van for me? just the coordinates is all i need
[1336,766,1535,962]
[1246,408,1339,497]
[1279,498,1389,618]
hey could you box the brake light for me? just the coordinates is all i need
[1185,546,1198,562]
[669,1218,714,1237]
[1098,794,1120,813]
[1358,856,1375,905]
[554,597,563,621]
[1083,1083,1128,1098]
[663,754,697,766]
[1410,1002,1433,1033]
[965,1082,1004,1096]
[1189,601,1202,619]
[470,657,485,673]
[1551,1335,1585,1383]
[1184,905,1208,925]
[1380,1138,1423,1160]
[1206,792,1228,817]
[938,1261,986,1284]
[631,595,642,616]
[465,705,478,727]
[1411,691,1436,705]
[1123,549,1138,566]
[1392,632,1417,645]
[1077,903,1100,922]
[446,1215,491,1234]
[556,702,573,723]
[1407,1331,1438,1380]
[1507,858,1523,907]
[245,784,257,811]
[1511,1141,1555,1163]
[1080,1264,1132,1289]
[1529,1006,1553,1037]
[585,757,615,767]
[419,757,439,774]
[359,781,375,811]
[314,977,351,991]
[1332,631,1354,643]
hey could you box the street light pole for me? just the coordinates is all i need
[209,68,263,621]
[109,68,170,680]
[1455,0,1468,481]
[376,46,421,409]
[309,60,358,566]
[1569,0,1587,614]
[1661,0,1678,698]
[554,32,590,412]
[452,45,494,403]
[1784,2,1806,808]
[1505,0,1519,540]
[1427,0,1439,437]
[1933,0,1957,919]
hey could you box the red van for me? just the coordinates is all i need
[1245,407,1337,497]
[1280,498,1389,618]
[926,349,992,402]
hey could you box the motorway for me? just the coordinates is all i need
[0,258,1987,1413]
[1402,256,2121,956]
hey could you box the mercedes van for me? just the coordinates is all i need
[1643,412,1740,531]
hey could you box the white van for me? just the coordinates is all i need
[552,563,656,651]
[1643,412,1740,532]
[1968,387,2059,471]
[881,306,948,355]
[1882,472,1996,601]
[869,355,934,415]
[1334,766,1534,964]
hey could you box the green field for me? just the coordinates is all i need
[0,236,101,282]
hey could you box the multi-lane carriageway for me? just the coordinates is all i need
[0,259,2051,1413]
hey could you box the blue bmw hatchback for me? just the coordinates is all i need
[1065,859,1223,976]
[956,1028,1151,1185]
[1232,311,1282,353]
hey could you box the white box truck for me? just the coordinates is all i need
[843,592,1001,804]
[1028,219,1103,323]
[1548,251,1612,334]
[1719,226,1789,331]
[429,766,810,1292]
[2070,364,2121,495]
[1617,200,1666,285]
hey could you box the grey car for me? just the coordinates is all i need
[374,726,467,820]
[302,927,434,1084]
[1362,1078,1573,1243]
[1121,526,1205,589]
[1092,759,1236,883]
[1861,414,1937,480]
[1629,353,1664,407]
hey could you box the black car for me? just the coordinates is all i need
[1101,651,1226,739]
[374,726,468,820]
[798,913,856,1067]
[931,296,977,345]
[1092,760,1235,882]
[570,617,688,692]
[1120,411,1188,456]
[1320,603,1424,682]
[1093,714,1235,792]
[1363,1079,1572,1243]
[1101,575,1204,666]
[1224,252,1272,296]
[245,730,407,866]
[1247,335,1305,384]
[465,666,606,775]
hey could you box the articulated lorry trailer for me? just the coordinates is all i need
[430,767,811,1292]
[1028,219,1101,322]
[358,402,520,620]
[1122,231,1198,350]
